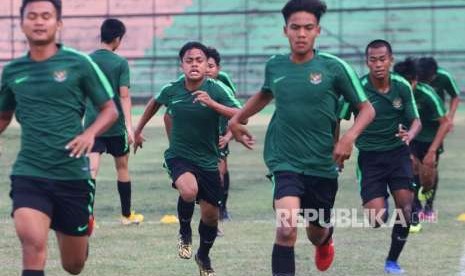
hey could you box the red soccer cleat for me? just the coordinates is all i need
[315,238,334,271]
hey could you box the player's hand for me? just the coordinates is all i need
[127,128,135,145]
[228,121,255,150]
[333,132,355,168]
[65,131,95,158]
[133,130,145,154]
[395,124,413,145]
[218,131,233,149]
[192,91,215,107]
[422,151,437,168]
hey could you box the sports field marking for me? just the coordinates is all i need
[460,243,465,276]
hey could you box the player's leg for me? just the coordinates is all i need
[219,156,231,220]
[55,233,89,275]
[410,153,423,232]
[166,158,199,259]
[271,172,304,276]
[10,176,53,276]
[194,168,223,275]
[52,179,95,275]
[14,208,50,276]
[303,175,338,272]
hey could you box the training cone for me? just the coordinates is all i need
[160,215,179,224]
[457,213,465,222]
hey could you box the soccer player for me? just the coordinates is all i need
[415,57,460,219]
[0,1,118,275]
[134,42,241,276]
[340,40,421,274]
[84,18,144,225]
[394,58,450,233]
[228,1,375,275]
[163,47,238,237]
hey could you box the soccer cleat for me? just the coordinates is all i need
[418,187,434,203]
[177,236,193,259]
[384,260,405,274]
[409,223,422,233]
[121,211,144,225]
[422,210,437,222]
[195,254,216,276]
[315,238,334,271]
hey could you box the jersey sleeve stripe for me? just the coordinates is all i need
[418,84,446,117]
[62,46,114,98]
[318,52,367,102]
[437,68,461,96]
[215,80,242,108]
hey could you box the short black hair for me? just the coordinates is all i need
[365,39,393,57]
[393,57,417,83]
[179,41,209,60]
[20,0,62,20]
[416,57,438,83]
[101,18,126,44]
[206,47,221,66]
[281,0,327,24]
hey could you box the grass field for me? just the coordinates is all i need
[0,107,464,276]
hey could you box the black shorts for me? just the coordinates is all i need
[10,175,95,236]
[358,145,414,205]
[91,134,129,157]
[410,140,441,163]
[165,157,223,207]
[271,171,338,227]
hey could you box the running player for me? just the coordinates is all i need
[340,40,421,274]
[134,42,242,276]
[84,18,143,225]
[0,1,118,275]
[415,57,460,219]
[229,1,375,274]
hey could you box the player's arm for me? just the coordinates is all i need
[120,86,134,143]
[0,70,15,134]
[440,69,461,123]
[119,59,134,143]
[334,101,375,165]
[423,91,450,167]
[193,90,240,118]
[133,98,163,153]
[229,91,273,149]
[0,111,13,134]
[396,83,422,145]
[448,96,460,126]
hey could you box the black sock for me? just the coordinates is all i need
[387,221,410,262]
[426,174,438,209]
[22,270,44,276]
[222,171,230,212]
[117,181,131,217]
[177,196,195,240]
[197,220,217,260]
[272,244,295,276]
[412,175,422,225]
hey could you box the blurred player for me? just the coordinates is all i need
[394,58,450,233]
[85,18,144,225]
[0,1,118,275]
[415,57,460,219]
[229,0,374,274]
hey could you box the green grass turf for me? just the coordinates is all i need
[0,112,464,275]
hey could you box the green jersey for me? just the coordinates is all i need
[339,73,419,152]
[414,82,446,142]
[0,45,114,180]
[155,77,241,170]
[430,67,460,103]
[84,49,130,137]
[262,52,367,179]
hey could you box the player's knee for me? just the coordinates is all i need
[276,227,297,245]
[399,205,412,223]
[62,260,85,275]
[180,190,197,202]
